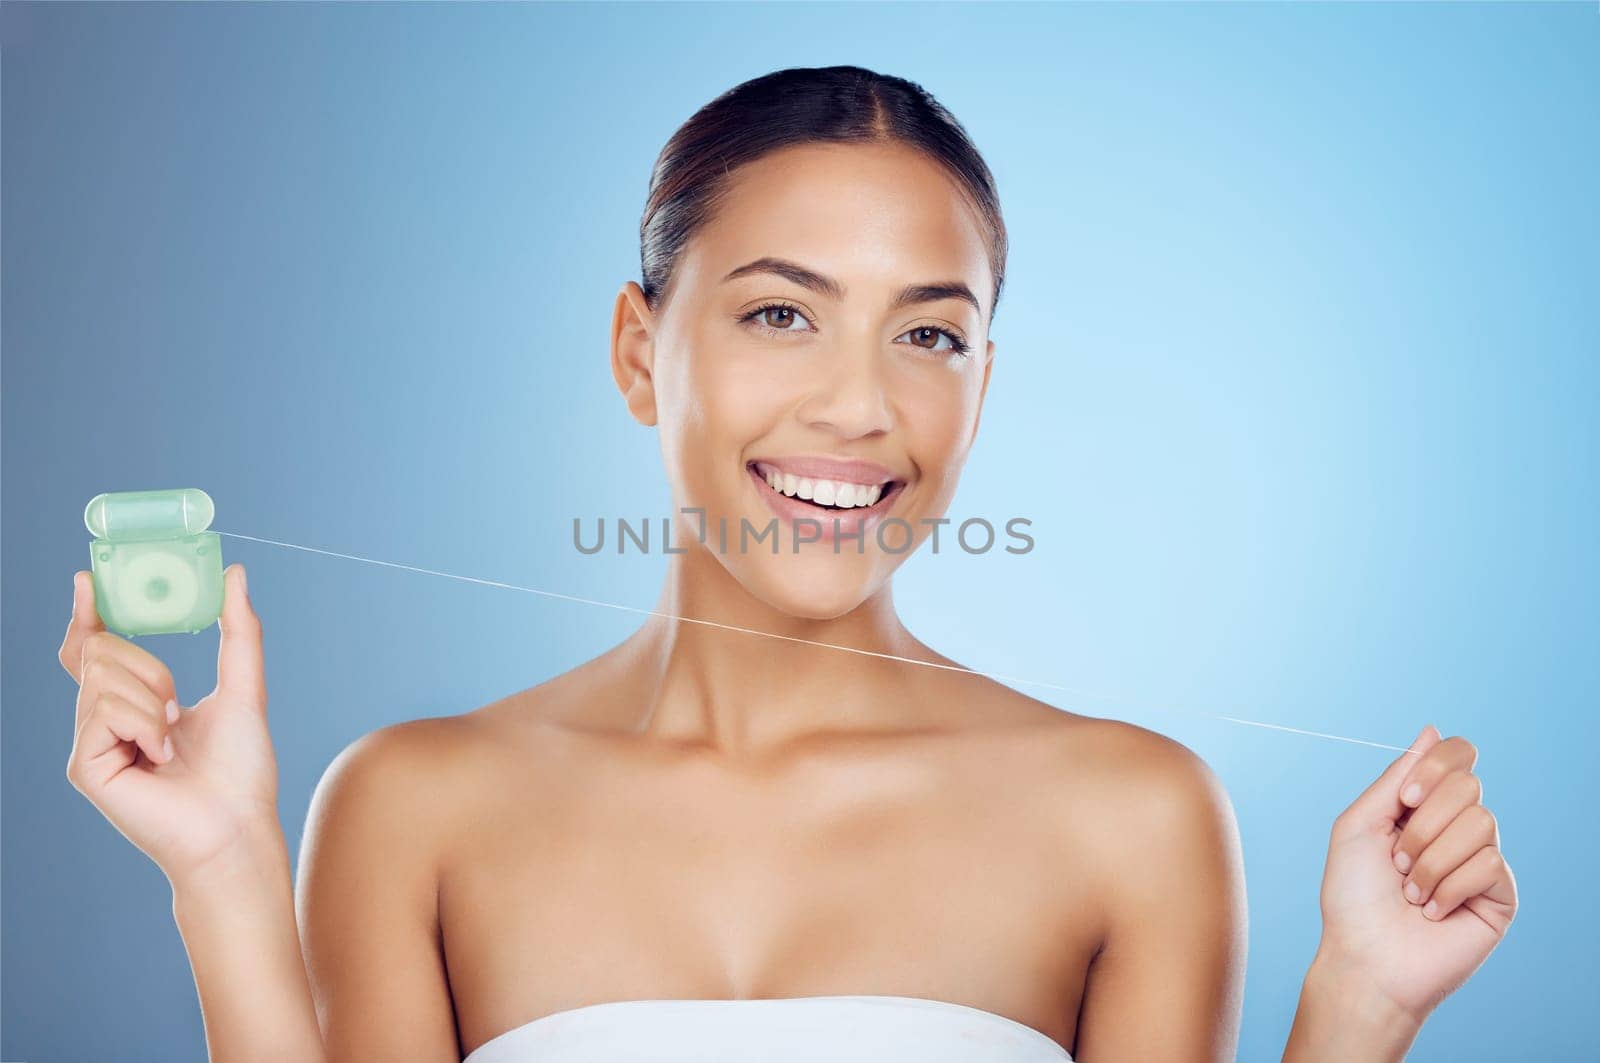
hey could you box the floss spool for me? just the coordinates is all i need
[84,488,224,637]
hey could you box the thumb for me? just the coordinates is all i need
[60,570,107,682]
[1340,723,1441,832]
[72,570,106,635]
[215,563,266,711]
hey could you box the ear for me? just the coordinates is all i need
[965,338,996,450]
[611,282,659,426]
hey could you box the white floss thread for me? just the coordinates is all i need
[216,529,1421,755]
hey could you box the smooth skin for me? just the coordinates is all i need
[62,141,1515,1062]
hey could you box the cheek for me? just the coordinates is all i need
[705,345,784,406]
[900,368,983,477]
[687,348,788,451]
[658,345,786,499]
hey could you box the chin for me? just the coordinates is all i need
[729,552,889,622]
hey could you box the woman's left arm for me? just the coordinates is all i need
[1071,735,1248,1062]
[1283,725,1519,1062]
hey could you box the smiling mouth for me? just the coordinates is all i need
[746,461,906,514]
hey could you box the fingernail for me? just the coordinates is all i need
[166,699,179,723]
[1404,880,1421,903]
[161,735,174,761]
[1393,849,1411,873]
[1423,900,1439,919]
[1402,783,1422,805]
[238,566,249,597]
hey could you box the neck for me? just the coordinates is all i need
[618,545,930,756]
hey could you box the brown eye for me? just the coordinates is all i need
[740,302,813,334]
[896,324,972,357]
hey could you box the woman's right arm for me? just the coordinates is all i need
[62,564,458,1062]
[61,563,326,1062]
[170,815,326,1063]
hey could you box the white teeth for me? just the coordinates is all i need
[755,465,892,509]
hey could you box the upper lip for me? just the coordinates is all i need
[749,455,903,486]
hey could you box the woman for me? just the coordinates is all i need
[60,66,1516,1062]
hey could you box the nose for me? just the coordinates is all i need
[797,342,895,440]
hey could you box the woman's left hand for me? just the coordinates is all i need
[1314,724,1518,1026]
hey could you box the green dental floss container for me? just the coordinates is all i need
[84,488,224,636]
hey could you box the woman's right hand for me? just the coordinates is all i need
[61,563,284,886]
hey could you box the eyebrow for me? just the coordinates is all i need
[721,256,983,317]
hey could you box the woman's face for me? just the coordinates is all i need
[613,140,997,620]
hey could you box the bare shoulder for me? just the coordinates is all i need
[327,712,480,767]
[1062,709,1235,827]
[299,713,486,902]
[953,678,1239,872]
[915,644,1228,798]
[297,678,592,910]
[1074,713,1241,888]
[308,712,484,822]
[1025,699,1246,987]
[959,671,1225,780]
[304,643,638,851]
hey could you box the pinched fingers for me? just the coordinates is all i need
[1387,732,1515,927]
[72,631,179,725]
[76,651,174,734]
[67,687,176,795]
[1397,800,1499,912]
[1424,844,1516,924]
[69,641,182,791]
[1392,767,1486,874]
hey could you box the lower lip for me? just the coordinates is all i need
[746,464,906,547]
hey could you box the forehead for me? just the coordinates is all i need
[677,141,993,312]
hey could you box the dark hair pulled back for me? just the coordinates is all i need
[640,65,1008,324]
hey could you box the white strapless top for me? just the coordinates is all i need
[462,994,1073,1062]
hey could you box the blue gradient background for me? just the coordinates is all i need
[3,2,1595,1059]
